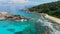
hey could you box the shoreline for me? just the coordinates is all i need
[29,11,60,24]
[44,14,60,24]
[28,11,60,24]
[27,11,60,24]
[0,11,60,24]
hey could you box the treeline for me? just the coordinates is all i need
[28,1,60,18]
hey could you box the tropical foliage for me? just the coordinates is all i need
[28,1,60,18]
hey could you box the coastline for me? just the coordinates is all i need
[28,10,60,24]
[29,11,60,24]
[44,14,60,24]
[0,11,60,24]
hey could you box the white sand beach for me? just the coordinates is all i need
[45,14,60,24]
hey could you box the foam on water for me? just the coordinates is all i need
[37,17,60,34]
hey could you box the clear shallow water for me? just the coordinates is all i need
[0,11,60,34]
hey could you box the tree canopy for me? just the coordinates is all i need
[28,1,60,18]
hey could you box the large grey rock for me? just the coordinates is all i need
[0,12,31,21]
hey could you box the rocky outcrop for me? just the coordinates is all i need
[0,12,31,21]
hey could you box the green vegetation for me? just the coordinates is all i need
[28,1,60,18]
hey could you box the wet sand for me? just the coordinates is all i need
[45,14,60,24]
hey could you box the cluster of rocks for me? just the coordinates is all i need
[0,12,30,22]
[52,23,60,31]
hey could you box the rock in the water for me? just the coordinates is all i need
[0,12,31,21]
[7,29,15,32]
[14,31,22,34]
[52,23,60,31]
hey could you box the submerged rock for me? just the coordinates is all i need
[14,31,23,34]
[44,26,53,34]
[52,23,60,31]
[7,28,15,32]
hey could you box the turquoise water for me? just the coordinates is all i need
[0,11,60,34]
[0,11,43,34]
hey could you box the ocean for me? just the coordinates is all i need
[0,10,60,34]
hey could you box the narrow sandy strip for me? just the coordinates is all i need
[45,14,60,24]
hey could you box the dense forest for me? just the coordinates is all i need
[28,1,60,18]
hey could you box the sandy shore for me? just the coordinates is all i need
[45,14,60,24]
